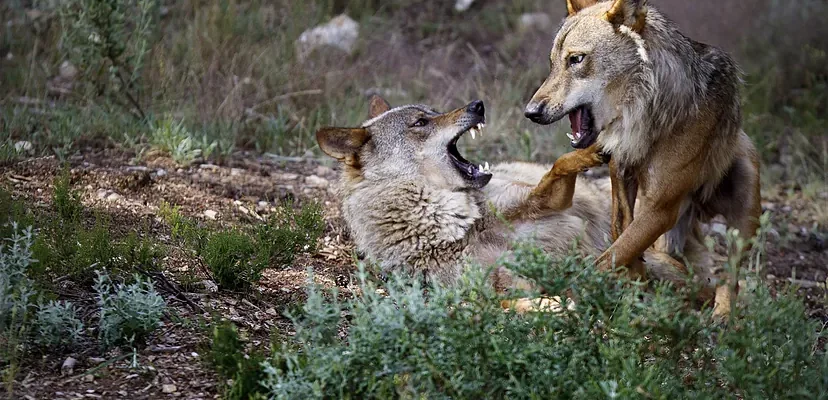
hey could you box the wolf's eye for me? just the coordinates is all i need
[568,54,585,66]
[411,118,429,127]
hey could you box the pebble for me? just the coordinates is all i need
[162,384,177,393]
[14,140,33,154]
[62,357,77,376]
[305,175,329,188]
[204,209,218,220]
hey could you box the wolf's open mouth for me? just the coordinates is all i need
[448,121,492,188]
[568,106,598,149]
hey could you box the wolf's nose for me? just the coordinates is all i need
[467,100,485,116]
[524,102,545,121]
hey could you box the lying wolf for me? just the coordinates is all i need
[317,96,713,298]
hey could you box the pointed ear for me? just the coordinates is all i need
[566,0,599,16]
[604,0,648,31]
[316,127,371,166]
[368,95,391,118]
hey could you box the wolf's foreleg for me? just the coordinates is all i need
[528,143,607,211]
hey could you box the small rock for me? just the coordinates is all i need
[96,189,111,199]
[257,201,270,211]
[201,280,218,293]
[13,141,33,154]
[204,209,218,220]
[161,384,177,394]
[106,192,122,202]
[454,0,475,12]
[156,169,167,177]
[518,13,552,32]
[83,374,95,382]
[278,173,299,180]
[59,61,78,80]
[88,357,106,365]
[230,168,244,176]
[62,357,77,376]
[295,14,359,61]
[305,175,329,188]
[314,165,333,176]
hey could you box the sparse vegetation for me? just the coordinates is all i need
[0,224,38,393]
[209,321,269,400]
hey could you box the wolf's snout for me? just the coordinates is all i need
[524,101,546,123]
[466,100,485,116]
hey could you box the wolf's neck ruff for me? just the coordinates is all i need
[598,8,727,167]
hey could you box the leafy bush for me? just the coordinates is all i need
[150,117,218,164]
[117,232,165,273]
[0,223,38,392]
[209,321,268,400]
[260,244,827,399]
[34,300,84,350]
[255,201,325,268]
[203,230,264,291]
[52,170,83,225]
[94,271,166,349]
[59,0,159,120]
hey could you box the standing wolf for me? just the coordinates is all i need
[318,96,715,307]
[524,0,761,316]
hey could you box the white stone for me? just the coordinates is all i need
[13,141,33,153]
[295,15,359,61]
[161,384,177,393]
[518,13,552,32]
[305,175,329,188]
[61,357,77,376]
[454,0,475,12]
[204,210,218,220]
[59,61,78,80]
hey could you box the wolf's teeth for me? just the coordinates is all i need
[469,128,477,139]
[479,164,484,171]
[567,133,574,141]
[484,162,490,171]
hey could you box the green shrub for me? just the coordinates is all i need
[94,271,166,349]
[52,169,82,225]
[203,230,264,291]
[158,201,206,251]
[34,300,85,350]
[255,201,325,268]
[209,321,268,400]
[117,232,165,272]
[260,244,827,399]
[150,117,218,164]
[59,0,159,120]
[0,223,38,393]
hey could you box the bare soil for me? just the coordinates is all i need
[3,149,826,399]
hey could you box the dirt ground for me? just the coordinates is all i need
[3,149,826,399]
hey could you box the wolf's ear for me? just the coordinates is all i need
[316,127,371,166]
[368,95,391,118]
[566,0,599,16]
[604,0,647,31]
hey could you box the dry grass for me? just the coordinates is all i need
[0,0,825,180]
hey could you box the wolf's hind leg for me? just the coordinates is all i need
[703,148,762,318]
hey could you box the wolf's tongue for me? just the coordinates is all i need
[569,108,582,136]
